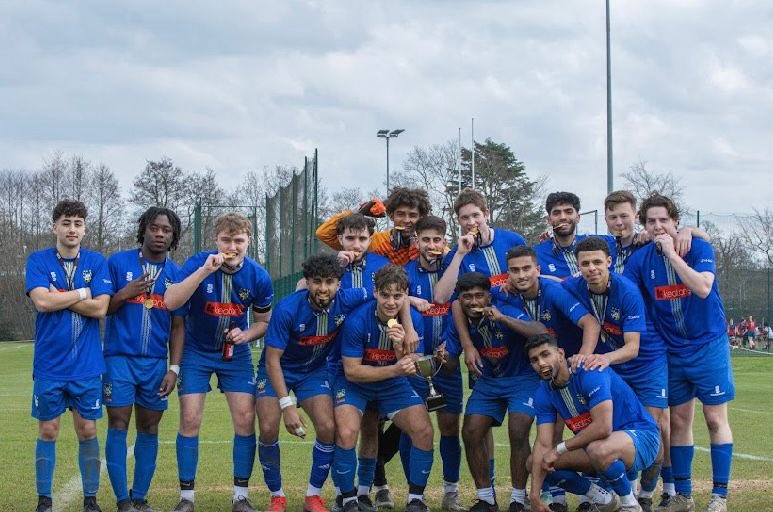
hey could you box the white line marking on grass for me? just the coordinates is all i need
[54,444,134,512]
[730,407,773,415]
[695,446,773,463]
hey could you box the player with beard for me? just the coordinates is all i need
[332,266,432,512]
[27,200,113,512]
[103,207,185,512]
[446,273,547,512]
[257,254,371,512]
[526,334,660,512]
[316,187,432,266]
[624,194,734,512]
[402,215,465,511]
[335,213,390,294]
[564,236,669,511]
[164,213,274,512]
[534,192,586,280]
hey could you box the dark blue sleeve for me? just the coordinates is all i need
[340,313,367,359]
[442,315,462,358]
[341,287,370,310]
[264,302,292,351]
[550,284,589,325]
[252,266,274,311]
[168,263,189,317]
[689,239,716,275]
[442,246,460,275]
[580,367,613,409]
[534,384,557,425]
[25,252,50,295]
[89,254,114,297]
[412,308,425,354]
[180,253,204,280]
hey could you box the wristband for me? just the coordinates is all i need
[77,288,88,301]
[556,441,568,455]
[279,396,295,410]
[169,365,180,376]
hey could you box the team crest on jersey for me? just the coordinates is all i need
[256,379,267,394]
[335,388,346,403]
[495,330,504,340]
[576,393,587,406]
[206,283,214,294]
[238,288,251,302]
[610,307,621,321]
[540,309,552,322]
[335,314,346,326]
[102,382,112,402]
[82,270,93,283]
[126,271,134,282]
[165,278,173,289]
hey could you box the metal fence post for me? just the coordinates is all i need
[193,200,202,254]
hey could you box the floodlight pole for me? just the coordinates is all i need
[377,129,404,194]
[606,0,613,193]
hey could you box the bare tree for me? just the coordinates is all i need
[739,207,773,266]
[40,151,68,212]
[67,154,90,201]
[621,160,686,206]
[88,163,125,253]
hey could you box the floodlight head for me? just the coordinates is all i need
[377,129,389,137]
[390,129,405,136]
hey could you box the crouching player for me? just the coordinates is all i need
[333,266,434,512]
[450,272,547,512]
[527,333,660,512]
[257,254,371,512]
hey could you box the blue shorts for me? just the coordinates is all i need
[333,374,423,419]
[103,356,169,411]
[616,362,668,409]
[32,376,103,421]
[464,374,539,426]
[623,427,661,473]
[255,363,332,402]
[668,335,735,406]
[178,347,256,395]
[409,363,464,415]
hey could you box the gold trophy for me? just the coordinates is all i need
[413,354,446,412]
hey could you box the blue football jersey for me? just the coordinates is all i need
[443,303,532,378]
[534,365,656,433]
[179,251,274,356]
[534,234,589,280]
[598,234,642,275]
[339,302,425,387]
[443,228,526,288]
[405,259,451,354]
[500,277,589,357]
[104,249,188,358]
[562,273,666,376]
[261,287,369,373]
[25,248,114,380]
[340,252,390,294]
[623,240,726,355]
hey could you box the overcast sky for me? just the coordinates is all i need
[1,1,771,218]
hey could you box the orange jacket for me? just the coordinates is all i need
[315,209,419,266]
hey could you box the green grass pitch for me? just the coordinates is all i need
[1,342,771,511]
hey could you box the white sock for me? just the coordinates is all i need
[553,493,567,505]
[443,481,459,494]
[630,477,640,496]
[476,487,495,505]
[270,489,285,497]
[620,492,637,507]
[180,490,194,502]
[586,483,612,505]
[358,485,370,497]
[233,486,248,500]
[640,489,654,499]
[408,493,424,503]
[663,483,676,496]
[335,486,341,497]
[510,488,526,504]
[307,483,322,497]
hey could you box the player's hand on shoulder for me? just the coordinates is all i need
[409,297,432,312]
[674,228,693,257]
[583,353,609,371]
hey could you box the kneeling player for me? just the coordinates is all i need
[450,272,547,512]
[333,265,433,512]
[527,334,660,512]
[257,254,370,512]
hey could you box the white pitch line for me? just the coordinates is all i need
[54,444,135,512]
[730,406,773,416]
